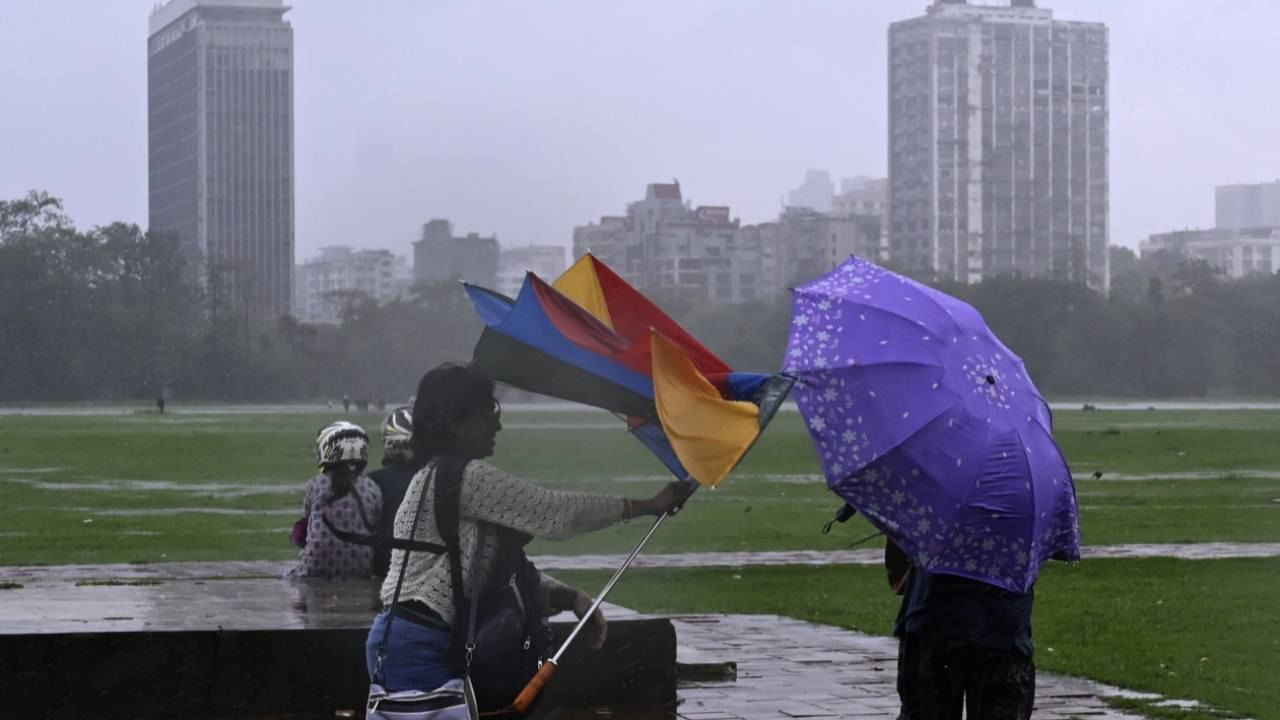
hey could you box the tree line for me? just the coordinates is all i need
[3,191,1278,403]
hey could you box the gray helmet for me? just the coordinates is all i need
[382,406,414,464]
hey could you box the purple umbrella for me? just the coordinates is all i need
[784,257,1080,592]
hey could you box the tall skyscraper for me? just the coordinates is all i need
[888,0,1109,289]
[148,0,294,319]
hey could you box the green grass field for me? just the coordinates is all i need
[1,408,1277,564]
[0,407,1278,717]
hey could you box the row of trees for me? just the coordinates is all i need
[3,191,1279,402]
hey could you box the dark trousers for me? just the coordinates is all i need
[896,634,1035,720]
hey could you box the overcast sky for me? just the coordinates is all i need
[1,1,1276,261]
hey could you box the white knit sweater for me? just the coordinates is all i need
[378,459,625,624]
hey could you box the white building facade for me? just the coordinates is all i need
[294,246,411,324]
[1141,228,1280,279]
[888,0,1109,290]
[497,245,568,297]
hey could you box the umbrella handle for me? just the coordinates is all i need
[506,660,557,715]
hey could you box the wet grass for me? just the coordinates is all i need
[557,558,1280,720]
[0,409,1278,564]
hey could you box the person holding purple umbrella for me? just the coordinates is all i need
[889,539,1036,719]
[785,258,1082,720]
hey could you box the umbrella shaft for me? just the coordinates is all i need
[550,506,675,663]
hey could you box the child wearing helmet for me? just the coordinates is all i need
[369,406,422,577]
[289,421,383,578]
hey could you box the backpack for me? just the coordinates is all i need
[432,457,552,712]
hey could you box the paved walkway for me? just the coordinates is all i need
[0,562,1230,719]
[666,614,1153,720]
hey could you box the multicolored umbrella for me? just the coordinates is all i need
[464,253,792,486]
[784,257,1080,592]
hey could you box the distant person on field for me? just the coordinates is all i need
[290,421,382,579]
[889,539,1036,720]
[156,396,166,414]
[343,394,351,412]
[369,406,423,577]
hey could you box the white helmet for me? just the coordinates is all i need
[382,406,414,464]
[315,421,369,469]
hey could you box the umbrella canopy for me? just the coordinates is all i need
[464,258,792,486]
[784,257,1080,592]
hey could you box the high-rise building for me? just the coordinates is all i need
[148,0,295,319]
[413,219,500,287]
[497,245,568,298]
[1216,181,1280,230]
[888,0,1109,289]
[294,246,412,325]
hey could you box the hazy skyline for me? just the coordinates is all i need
[2,1,1277,261]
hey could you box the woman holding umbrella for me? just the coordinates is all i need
[367,363,687,711]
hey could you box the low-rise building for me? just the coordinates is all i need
[573,183,763,303]
[497,245,567,297]
[1140,227,1280,279]
[573,181,886,304]
[760,208,883,296]
[1216,181,1280,231]
[294,246,411,324]
[413,219,499,287]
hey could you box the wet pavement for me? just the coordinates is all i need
[668,614,1149,720]
[3,541,1277,591]
[0,563,1238,718]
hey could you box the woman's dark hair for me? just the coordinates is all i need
[411,363,497,461]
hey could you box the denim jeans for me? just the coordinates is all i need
[366,609,457,692]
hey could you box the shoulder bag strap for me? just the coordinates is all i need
[373,461,436,684]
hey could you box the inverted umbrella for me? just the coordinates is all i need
[784,257,1079,592]
[465,261,786,484]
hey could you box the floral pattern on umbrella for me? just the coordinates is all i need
[785,257,1080,592]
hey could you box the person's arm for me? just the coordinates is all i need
[884,539,911,595]
[540,572,607,650]
[458,461,687,541]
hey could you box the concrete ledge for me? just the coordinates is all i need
[0,619,676,719]
[0,570,675,719]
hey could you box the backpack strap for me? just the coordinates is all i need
[432,456,472,672]
[321,515,447,553]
